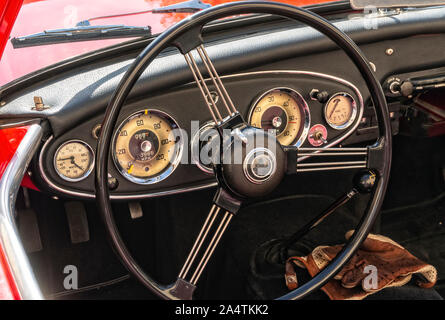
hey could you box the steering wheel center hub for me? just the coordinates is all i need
[218,126,286,198]
[243,147,277,184]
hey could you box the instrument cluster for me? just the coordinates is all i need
[39,71,364,199]
[247,88,358,148]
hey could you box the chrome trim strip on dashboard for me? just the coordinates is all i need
[38,70,363,199]
[0,124,44,299]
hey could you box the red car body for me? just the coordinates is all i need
[0,0,333,300]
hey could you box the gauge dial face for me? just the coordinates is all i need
[249,88,309,146]
[324,93,357,130]
[113,110,181,185]
[54,140,94,182]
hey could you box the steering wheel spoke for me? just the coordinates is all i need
[285,146,370,174]
[183,45,238,124]
[171,203,234,299]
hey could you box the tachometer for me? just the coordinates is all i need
[248,88,310,146]
[112,109,182,185]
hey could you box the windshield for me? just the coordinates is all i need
[0,0,336,86]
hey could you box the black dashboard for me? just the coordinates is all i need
[37,71,366,199]
[2,6,445,200]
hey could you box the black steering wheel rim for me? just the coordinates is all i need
[95,1,392,300]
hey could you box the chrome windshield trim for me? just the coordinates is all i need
[0,124,44,300]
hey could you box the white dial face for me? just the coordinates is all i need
[249,89,306,146]
[324,93,357,129]
[112,110,182,185]
[54,141,94,182]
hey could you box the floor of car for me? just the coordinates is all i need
[379,134,445,298]
[21,134,445,300]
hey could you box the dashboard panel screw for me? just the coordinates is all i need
[385,48,394,56]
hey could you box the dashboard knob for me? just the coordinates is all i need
[316,91,330,103]
[400,81,414,97]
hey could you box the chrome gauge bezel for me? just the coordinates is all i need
[248,87,311,147]
[111,109,183,185]
[190,120,218,174]
[53,139,95,182]
[323,92,358,130]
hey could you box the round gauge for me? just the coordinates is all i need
[248,88,310,146]
[112,109,182,185]
[324,92,357,130]
[54,140,94,182]
[190,121,219,174]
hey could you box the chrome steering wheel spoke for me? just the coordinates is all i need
[170,202,234,299]
[297,147,369,172]
[183,44,238,124]
[284,145,373,174]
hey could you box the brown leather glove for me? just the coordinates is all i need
[285,231,437,300]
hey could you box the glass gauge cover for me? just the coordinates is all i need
[54,140,94,182]
[112,109,182,185]
[324,92,357,130]
[248,88,310,147]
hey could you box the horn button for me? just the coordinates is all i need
[219,126,286,198]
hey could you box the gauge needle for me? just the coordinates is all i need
[71,161,84,171]
[329,99,341,118]
[66,156,84,170]
[57,156,74,161]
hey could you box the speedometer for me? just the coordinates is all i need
[112,109,182,185]
[248,88,310,147]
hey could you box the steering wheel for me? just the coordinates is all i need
[95,1,392,300]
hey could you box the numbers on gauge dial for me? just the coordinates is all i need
[324,93,356,129]
[249,90,303,146]
[113,111,177,180]
[54,141,93,181]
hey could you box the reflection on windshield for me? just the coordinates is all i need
[0,0,335,86]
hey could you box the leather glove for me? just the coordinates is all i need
[285,231,437,300]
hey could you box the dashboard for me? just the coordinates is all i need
[37,70,365,199]
[1,6,444,200]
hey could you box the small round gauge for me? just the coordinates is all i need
[248,88,310,146]
[54,140,94,182]
[324,92,357,130]
[112,109,182,185]
[190,121,219,174]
